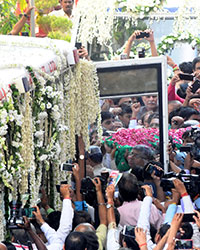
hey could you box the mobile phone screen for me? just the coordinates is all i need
[61,163,74,171]
[123,225,136,238]
[175,239,193,249]
[191,80,200,93]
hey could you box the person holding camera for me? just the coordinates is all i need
[117,173,163,230]
[123,29,158,59]
[33,184,74,250]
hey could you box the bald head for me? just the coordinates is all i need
[0,243,7,250]
[74,223,95,233]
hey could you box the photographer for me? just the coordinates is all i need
[17,216,47,250]
[117,173,163,230]
[33,184,74,250]
[75,177,107,250]
[123,29,158,58]
[92,177,107,250]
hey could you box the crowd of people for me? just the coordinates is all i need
[3,0,200,249]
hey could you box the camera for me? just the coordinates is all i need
[80,176,107,206]
[179,127,200,160]
[136,32,150,39]
[178,73,194,81]
[137,47,145,58]
[8,202,36,229]
[160,172,200,198]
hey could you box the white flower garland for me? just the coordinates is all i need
[157,32,200,55]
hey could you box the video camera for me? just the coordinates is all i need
[80,176,107,207]
[160,172,200,198]
[180,127,200,160]
[8,201,36,229]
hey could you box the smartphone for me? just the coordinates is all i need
[178,73,194,81]
[75,42,82,49]
[179,146,191,152]
[136,32,150,39]
[191,80,200,93]
[145,164,164,177]
[123,225,136,238]
[175,239,193,249]
[24,208,36,218]
[60,163,74,171]
[182,213,197,222]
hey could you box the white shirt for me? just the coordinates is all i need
[49,8,73,19]
[41,199,74,250]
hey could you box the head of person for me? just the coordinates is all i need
[179,61,193,74]
[89,129,98,145]
[61,0,74,16]
[11,229,32,246]
[1,242,15,250]
[142,95,158,111]
[86,146,103,167]
[0,244,7,250]
[118,97,132,107]
[113,119,123,131]
[127,145,155,169]
[192,56,200,73]
[74,222,95,233]
[178,106,200,122]
[169,106,200,124]
[47,211,61,230]
[101,111,114,131]
[118,173,139,202]
[72,211,92,230]
[188,95,200,112]
[168,100,182,115]
[120,235,140,250]
[147,112,159,129]
[140,111,153,127]
[154,223,170,244]
[73,224,99,250]
[64,232,87,250]
[118,105,132,128]
[178,222,193,239]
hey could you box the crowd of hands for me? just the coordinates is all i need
[4,162,200,250]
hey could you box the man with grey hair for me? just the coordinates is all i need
[127,145,155,182]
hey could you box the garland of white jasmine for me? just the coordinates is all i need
[157,32,200,55]
[116,0,165,18]
[0,59,101,213]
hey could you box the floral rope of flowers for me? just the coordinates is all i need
[0,184,5,241]
[104,127,188,149]
[72,60,102,152]
[157,32,200,55]
[0,86,24,191]
[19,92,32,196]
[26,66,64,204]
[75,0,115,45]
[115,0,165,18]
